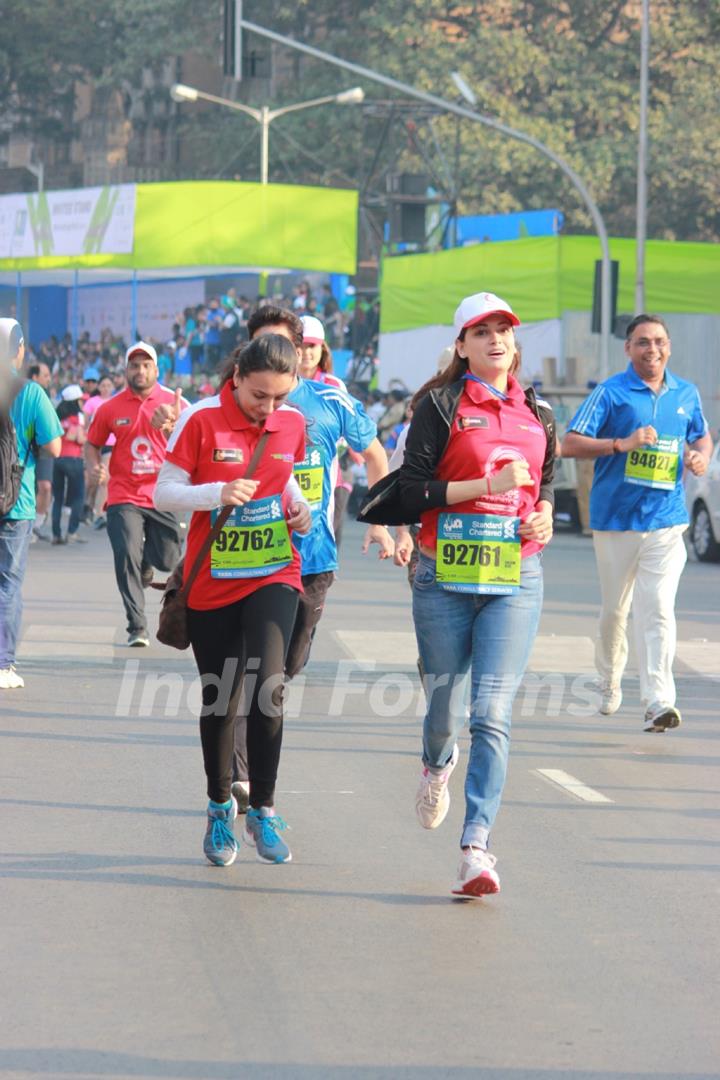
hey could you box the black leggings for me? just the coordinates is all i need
[187,583,299,808]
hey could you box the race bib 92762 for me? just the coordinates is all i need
[210,495,292,579]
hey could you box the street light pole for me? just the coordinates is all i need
[260,105,270,185]
[26,162,44,192]
[636,0,650,312]
[170,83,364,185]
[238,18,614,378]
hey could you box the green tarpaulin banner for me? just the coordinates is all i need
[380,236,720,332]
[0,181,358,274]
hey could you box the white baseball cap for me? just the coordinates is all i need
[61,383,84,402]
[125,340,158,366]
[300,315,325,345]
[453,292,520,335]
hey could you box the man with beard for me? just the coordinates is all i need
[85,342,186,646]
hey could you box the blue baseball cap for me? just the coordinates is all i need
[83,366,100,381]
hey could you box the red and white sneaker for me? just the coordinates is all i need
[451,847,500,898]
[415,745,459,829]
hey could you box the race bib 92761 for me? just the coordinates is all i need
[436,513,521,595]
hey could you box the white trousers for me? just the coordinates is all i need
[592,526,687,707]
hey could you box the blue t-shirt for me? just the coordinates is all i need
[204,310,222,346]
[568,364,708,531]
[3,378,63,520]
[288,378,376,574]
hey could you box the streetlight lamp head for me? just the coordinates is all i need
[335,86,365,105]
[451,72,477,107]
[170,83,199,104]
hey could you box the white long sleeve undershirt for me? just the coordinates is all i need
[153,460,307,513]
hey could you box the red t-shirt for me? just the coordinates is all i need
[312,370,345,389]
[418,376,547,559]
[59,413,85,459]
[165,382,306,610]
[87,384,182,508]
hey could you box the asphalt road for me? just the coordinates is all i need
[1,520,718,1080]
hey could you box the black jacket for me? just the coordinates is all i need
[358,379,556,526]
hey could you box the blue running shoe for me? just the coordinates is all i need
[203,796,238,866]
[244,807,292,863]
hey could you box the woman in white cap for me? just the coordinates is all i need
[51,385,88,545]
[298,314,345,389]
[392,291,555,898]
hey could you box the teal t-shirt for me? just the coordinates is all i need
[3,378,63,520]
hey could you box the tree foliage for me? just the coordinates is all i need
[1,1,718,241]
[237,0,720,241]
[0,0,217,138]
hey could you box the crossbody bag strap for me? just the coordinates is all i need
[179,429,271,599]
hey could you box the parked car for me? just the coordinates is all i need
[685,441,720,562]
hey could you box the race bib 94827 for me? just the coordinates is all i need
[624,435,680,490]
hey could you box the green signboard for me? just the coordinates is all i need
[380,236,720,332]
[0,181,358,275]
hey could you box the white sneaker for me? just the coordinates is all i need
[644,702,682,733]
[599,684,622,715]
[451,847,500,898]
[415,744,459,829]
[0,666,24,689]
[128,632,150,648]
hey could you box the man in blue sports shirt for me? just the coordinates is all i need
[245,304,393,677]
[562,314,712,732]
[234,305,393,809]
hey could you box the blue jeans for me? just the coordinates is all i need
[0,518,33,668]
[412,552,543,850]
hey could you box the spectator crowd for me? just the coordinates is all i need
[14,278,410,546]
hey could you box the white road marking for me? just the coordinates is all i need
[335,630,417,665]
[675,640,719,677]
[526,634,596,673]
[281,790,354,795]
[18,624,118,660]
[536,768,614,804]
[334,630,598,673]
[21,624,118,643]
